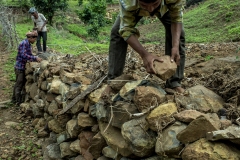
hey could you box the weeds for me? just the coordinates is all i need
[14,144,26,150]
[205,55,214,61]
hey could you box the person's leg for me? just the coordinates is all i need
[158,11,185,91]
[11,68,18,103]
[14,69,26,105]
[36,32,43,52]
[42,32,47,52]
[108,15,143,79]
[108,15,128,79]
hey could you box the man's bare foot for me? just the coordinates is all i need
[173,87,185,93]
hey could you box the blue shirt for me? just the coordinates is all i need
[15,39,37,70]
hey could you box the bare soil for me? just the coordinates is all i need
[0,36,240,159]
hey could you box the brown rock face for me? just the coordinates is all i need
[153,55,177,80]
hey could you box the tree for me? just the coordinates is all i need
[30,0,68,25]
[186,0,205,7]
[106,0,113,4]
[77,0,107,38]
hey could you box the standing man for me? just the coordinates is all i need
[108,0,186,93]
[28,7,48,54]
[12,31,42,105]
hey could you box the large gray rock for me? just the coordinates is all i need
[121,116,156,157]
[176,85,224,113]
[79,131,94,160]
[107,101,139,129]
[156,121,187,158]
[146,103,178,132]
[60,70,76,85]
[70,139,81,153]
[25,62,40,74]
[181,138,240,160]
[66,119,81,138]
[119,80,143,101]
[44,143,62,160]
[108,74,135,91]
[102,146,121,159]
[88,84,108,103]
[99,121,133,157]
[89,132,107,159]
[187,85,224,104]
[57,131,71,144]
[173,109,204,123]
[28,82,39,99]
[60,142,78,158]
[133,86,166,112]
[177,115,219,143]
[77,112,97,128]
[48,119,65,133]
[206,126,240,145]
[65,83,81,100]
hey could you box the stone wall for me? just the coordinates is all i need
[20,52,240,160]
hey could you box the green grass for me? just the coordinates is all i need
[47,25,109,54]
[13,20,109,55]
[138,0,240,43]
[184,0,240,42]
[2,0,240,54]
[1,0,22,6]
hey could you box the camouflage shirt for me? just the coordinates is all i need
[119,0,185,40]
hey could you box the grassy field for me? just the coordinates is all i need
[184,0,240,43]
[138,0,240,43]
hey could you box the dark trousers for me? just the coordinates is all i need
[37,31,47,52]
[108,11,185,88]
[12,68,26,104]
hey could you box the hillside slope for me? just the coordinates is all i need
[139,0,240,43]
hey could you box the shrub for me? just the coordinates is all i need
[77,0,107,38]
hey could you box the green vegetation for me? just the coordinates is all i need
[30,0,68,25]
[76,0,108,38]
[1,0,240,84]
[138,0,240,43]
[184,0,240,42]
[4,51,16,81]
[205,55,214,61]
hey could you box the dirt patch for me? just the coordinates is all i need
[0,39,13,101]
[0,39,42,159]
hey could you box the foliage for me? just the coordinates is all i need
[183,0,240,43]
[111,11,118,23]
[106,0,113,4]
[12,17,109,55]
[139,0,239,43]
[19,0,31,9]
[78,0,83,6]
[77,0,107,38]
[65,24,87,37]
[204,55,213,61]
[30,0,68,25]
[5,54,16,81]
[186,0,204,7]
[46,26,109,54]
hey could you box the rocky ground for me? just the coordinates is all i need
[0,40,240,159]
